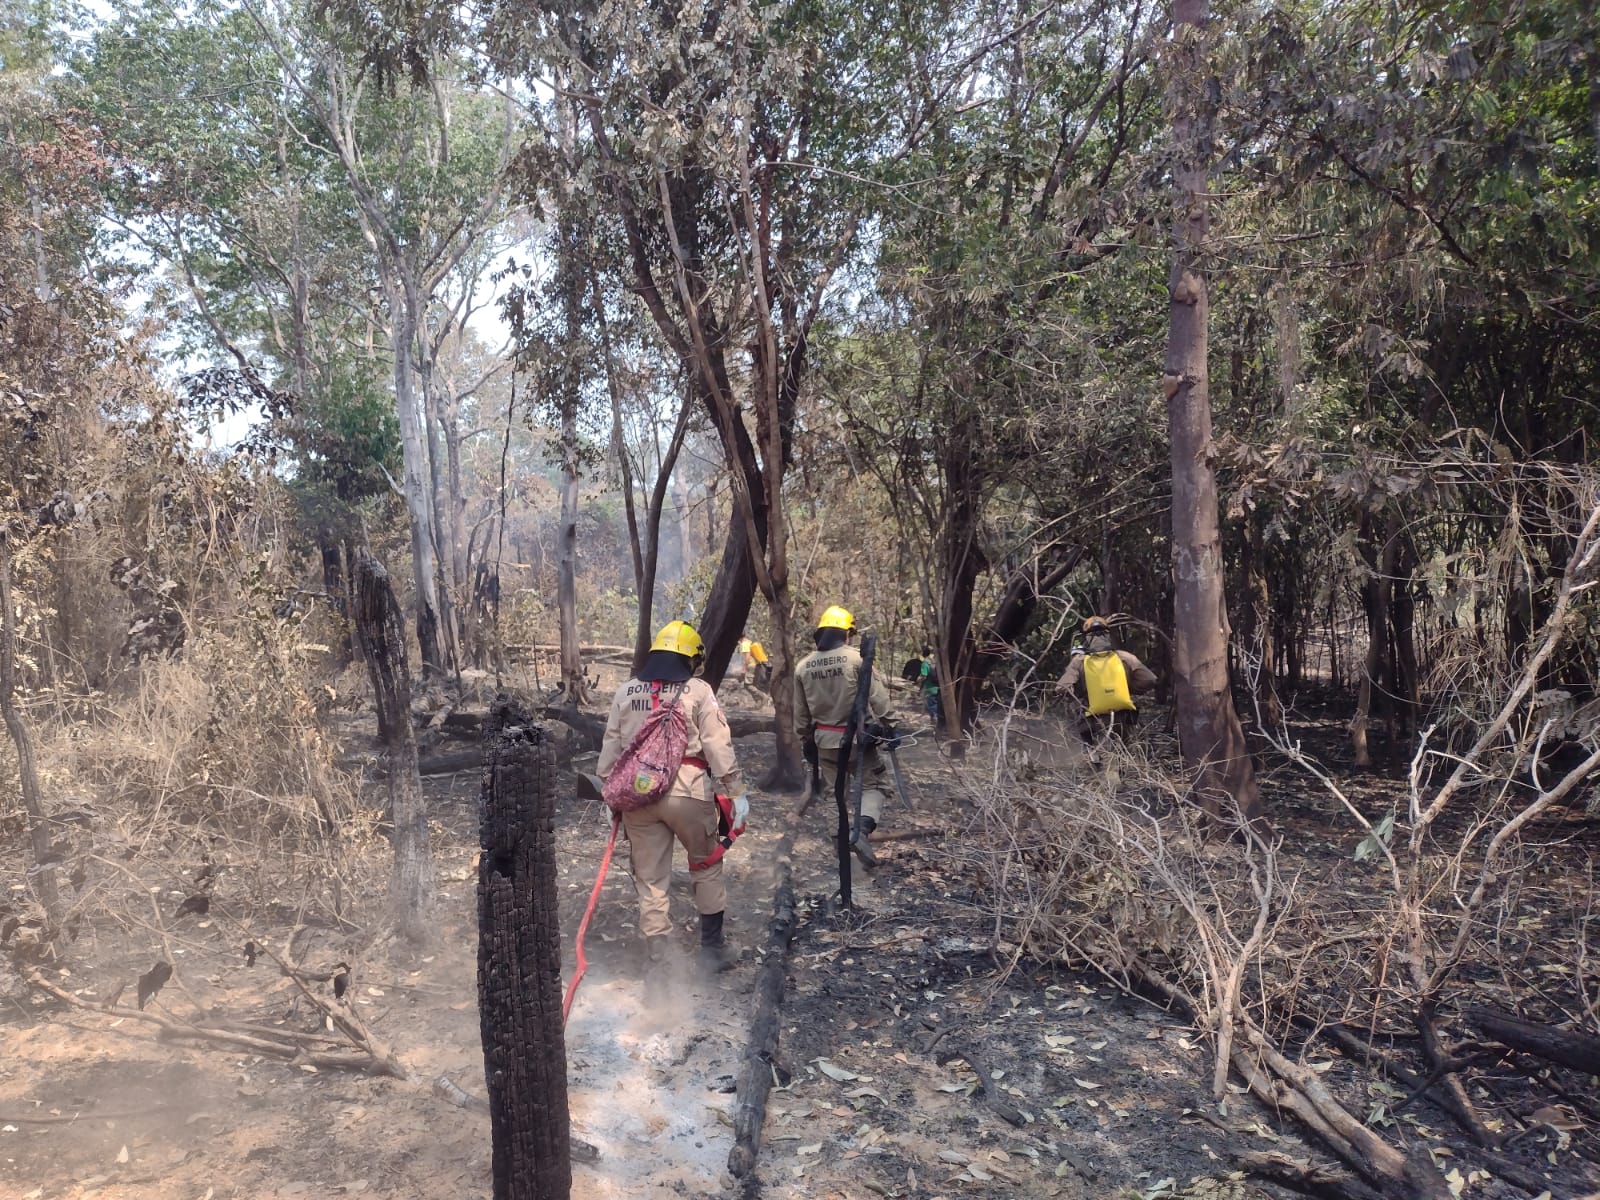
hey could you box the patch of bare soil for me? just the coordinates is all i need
[0,670,787,1200]
[0,842,492,1199]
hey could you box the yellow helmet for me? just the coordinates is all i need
[817,605,855,632]
[1083,615,1110,634]
[651,620,704,659]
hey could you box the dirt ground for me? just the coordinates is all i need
[3,675,1598,1199]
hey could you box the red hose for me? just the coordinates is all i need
[563,812,621,1027]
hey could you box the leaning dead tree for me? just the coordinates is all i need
[352,548,432,944]
[478,702,571,1200]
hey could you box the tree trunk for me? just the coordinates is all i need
[673,478,695,582]
[967,548,1084,696]
[705,477,719,566]
[319,534,353,662]
[634,503,663,675]
[552,218,590,704]
[697,503,761,691]
[1162,0,1262,826]
[444,394,473,662]
[27,179,51,303]
[1242,518,1281,727]
[593,275,650,672]
[353,549,433,944]
[1098,528,1119,616]
[1276,561,1301,691]
[413,289,463,679]
[557,429,585,704]
[633,393,694,674]
[938,436,988,750]
[0,533,64,931]
[478,702,572,1200]
[1351,520,1397,770]
[1326,588,1340,691]
[1587,1,1600,185]
[1391,531,1420,745]
[386,288,447,674]
[761,577,805,792]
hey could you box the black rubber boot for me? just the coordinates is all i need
[851,816,879,867]
[698,911,736,972]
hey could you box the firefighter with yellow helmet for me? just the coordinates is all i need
[1054,615,1158,738]
[793,605,893,864]
[598,620,749,977]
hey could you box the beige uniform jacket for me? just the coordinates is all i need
[597,677,744,800]
[793,644,891,750]
[1056,650,1158,703]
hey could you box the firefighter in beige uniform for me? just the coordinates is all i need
[598,621,749,973]
[794,605,892,864]
[1055,615,1158,739]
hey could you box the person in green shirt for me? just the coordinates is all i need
[918,646,942,726]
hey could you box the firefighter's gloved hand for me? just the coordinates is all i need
[731,789,750,829]
[802,737,818,768]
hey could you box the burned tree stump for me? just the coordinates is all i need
[352,549,431,944]
[478,702,571,1200]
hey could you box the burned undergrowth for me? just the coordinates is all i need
[940,699,1600,1200]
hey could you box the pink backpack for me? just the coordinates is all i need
[602,683,690,813]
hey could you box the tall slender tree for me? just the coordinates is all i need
[1162,0,1262,824]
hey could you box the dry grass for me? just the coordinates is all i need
[4,430,394,978]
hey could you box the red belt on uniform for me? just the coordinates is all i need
[682,755,709,769]
[814,723,847,733]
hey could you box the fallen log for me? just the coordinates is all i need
[1312,1022,1577,1200]
[426,704,776,751]
[507,641,636,657]
[420,749,481,776]
[436,709,488,734]
[1462,1005,1600,1077]
[870,827,944,844]
[542,704,605,754]
[727,825,800,1179]
[1236,1150,1383,1200]
[433,1073,490,1112]
[542,706,772,749]
[1414,1007,1499,1148]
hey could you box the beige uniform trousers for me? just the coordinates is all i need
[817,745,888,825]
[622,777,725,938]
